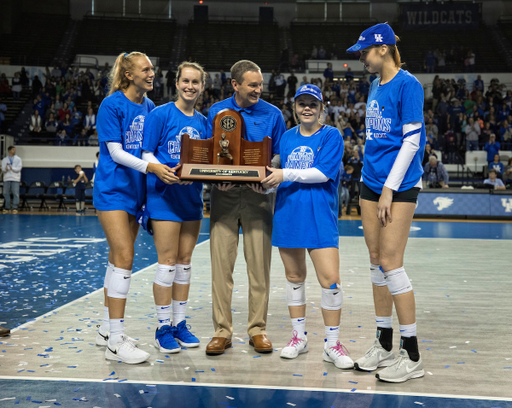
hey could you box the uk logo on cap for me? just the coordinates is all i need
[346,23,396,54]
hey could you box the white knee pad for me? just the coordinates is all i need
[384,266,413,296]
[104,261,114,289]
[286,280,306,307]
[370,264,386,287]
[321,283,343,311]
[107,267,132,299]
[154,263,176,288]
[174,264,191,285]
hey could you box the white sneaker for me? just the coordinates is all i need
[96,326,138,347]
[280,330,308,359]
[376,349,424,383]
[323,340,354,369]
[354,339,395,371]
[105,335,150,364]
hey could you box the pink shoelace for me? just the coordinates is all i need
[286,330,304,347]
[330,340,349,356]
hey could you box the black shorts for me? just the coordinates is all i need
[360,182,420,203]
[75,183,86,202]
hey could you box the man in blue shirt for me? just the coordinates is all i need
[205,60,286,356]
[323,63,334,82]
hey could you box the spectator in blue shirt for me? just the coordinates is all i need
[338,164,353,216]
[484,134,501,163]
[359,76,369,98]
[484,169,506,190]
[498,103,510,123]
[489,154,504,175]
[324,63,334,82]
[473,75,484,93]
[499,120,512,150]
[345,67,354,82]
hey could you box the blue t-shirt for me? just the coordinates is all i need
[142,102,207,222]
[93,91,155,215]
[489,162,504,174]
[272,125,344,249]
[206,96,286,155]
[363,70,426,194]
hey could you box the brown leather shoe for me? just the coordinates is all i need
[0,326,10,337]
[206,337,232,355]
[249,334,273,353]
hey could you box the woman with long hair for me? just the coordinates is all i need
[141,62,207,354]
[93,51,175,364]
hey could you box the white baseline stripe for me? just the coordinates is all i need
[10,239,211,334]
[0,375,511,402]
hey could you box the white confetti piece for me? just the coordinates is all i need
[0,398,15,401]
[114,394,121,398]
[450,346,457,348]
[414,402,424,405]
[226,396,234,400]
[427,371,433,375]
[287,404,296,407]
[184,367,190,370]
[465,341,470,344]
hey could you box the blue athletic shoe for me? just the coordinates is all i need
[155,325,180,354]
[173,320,200,347]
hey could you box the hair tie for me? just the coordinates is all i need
[124,53,129,57]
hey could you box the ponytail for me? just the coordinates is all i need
[388,35,405,69]
[107,51,147,96]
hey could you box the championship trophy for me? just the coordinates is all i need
[177,109,272,182]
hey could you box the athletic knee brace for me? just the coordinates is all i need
[174,264,191,285]
[154,263,176,288]
[286,280,306,307]
[384,266,413,296]
[103,261,114,289]
[370,264,386,286]
[321,283,343,311]
[107,267,132,299]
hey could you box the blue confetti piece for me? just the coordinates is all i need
[191,378,196,382]
[323,372,327,376]
[426,348,432,350]
[119,379,127,382]
[471,349,477,353]
[26,397,31,401]
[504,367,511,369]
[27,370,35,373]
[32,401,43,404]
[349,340,356,343]
[349,381,358,384]
[195,370,204,373]
[211,368,216,371]
[445,365,450,368]
[293,374,302,377]
[54,403,61,406]
[457,362,465,364]
[74,388,80,392]
[350,388,356,392]
[253,356,261,358]
[110,371,115,376]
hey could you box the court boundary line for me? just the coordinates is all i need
[9,239,210,334]
[0,375,511,402]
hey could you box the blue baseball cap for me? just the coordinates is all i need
[294,84,323,102]
[346,23,396,54]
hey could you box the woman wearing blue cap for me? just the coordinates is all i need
[346,23,426,382]
[262,84,353,370]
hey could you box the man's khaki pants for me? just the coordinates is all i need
[209,185,274,339]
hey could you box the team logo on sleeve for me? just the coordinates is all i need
[167,126,201,160]
[125,115,145,150]
[285,146,315,169]
[365,100,391,140]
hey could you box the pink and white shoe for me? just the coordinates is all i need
[323,340,354,369]
[280,330,308,359]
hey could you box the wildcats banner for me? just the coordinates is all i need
[401,2,480,30]
[416,192,512,217]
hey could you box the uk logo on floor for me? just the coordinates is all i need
[501,198,512,213]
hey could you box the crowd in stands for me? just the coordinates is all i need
[424,47,476,73]
[22,62,109,146]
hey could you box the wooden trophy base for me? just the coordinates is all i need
[179,163,269,183]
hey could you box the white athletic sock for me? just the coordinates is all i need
[291,317,306,338]
[80,201,85,211]
[325,325,340,346]
[399,322,417,338]
[100,306,110,331]
[370,263,380,271]
[172,300,187,326]
[376,315,393,329]
[75,202,80,211]
[109,318,125,345]
[156,304,172,329]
